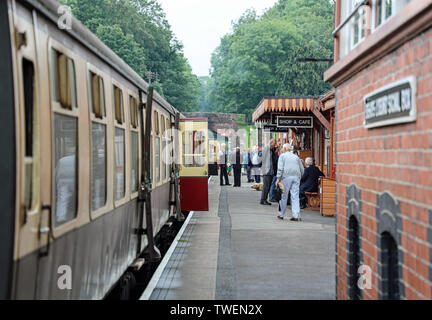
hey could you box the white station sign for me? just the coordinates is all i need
[364,76,416,129]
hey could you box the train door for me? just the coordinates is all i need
[10,2,49,299]
[179,118,209,211]
[0,0,17,300]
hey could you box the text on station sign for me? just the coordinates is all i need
[276,116,313,128]
[364,76,416,129]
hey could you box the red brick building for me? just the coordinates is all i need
[325,0,432,299]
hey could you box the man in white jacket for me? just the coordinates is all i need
[275,144,305,221]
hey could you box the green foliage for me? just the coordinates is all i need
[59,0,334,116]
[59,0,200,112]
[197,76,214,112]
[207,0,334,121]
[95,24,146,76]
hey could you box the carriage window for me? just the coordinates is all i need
[161,115,167,181]
[130,94,139,194]
[51,49,77,110]
[23,59,35,157]
[183,130,205,167]
[161,115,165,137]
[154,111,159,134]
[166,118,171,180]
[113,85,124,124]
[150,138,153,183]
[153,111,160,183]
[53,114,78,225]
[114,128,125,200]
[155,135,160,183]
[23,59,35,209]
[113,85,125,201]
[91,123,106,210]
[89,71,107,211]
[90,72,105,118]
[130,96,138,128]
[131,131,139,193]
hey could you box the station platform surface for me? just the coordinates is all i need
[142,175,336,300]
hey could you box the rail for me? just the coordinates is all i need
[332,0,369,37]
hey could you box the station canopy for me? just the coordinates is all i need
[252,97,318,123]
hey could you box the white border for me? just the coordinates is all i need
[364,76,417,129]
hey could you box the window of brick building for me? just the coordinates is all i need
[380,232,400,300]
[348,216,361,300]
[373,0,412,29]
[339,0,368,58]
[337,0,413,59]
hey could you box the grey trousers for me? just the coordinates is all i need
[260,175,273,202]
[277,176,300,219]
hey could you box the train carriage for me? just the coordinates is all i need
[0,0,208,300]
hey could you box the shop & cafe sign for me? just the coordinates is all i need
[276,116,313,128]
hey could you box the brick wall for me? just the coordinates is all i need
[335,27,432,300]
[182,112,247,133]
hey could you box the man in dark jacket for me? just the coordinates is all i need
[260,139,276,205]
[269,142,280,201]
[232,147,242,187]
[246,148,254,182]
[218,143,230,186]
[299,157,325,208]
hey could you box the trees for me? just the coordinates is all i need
[197,76,214,112]
[95,25,146,77]
[59,0,200,112]
[60,0,334,116]
[208,0,334,120]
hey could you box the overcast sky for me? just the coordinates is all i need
[157,0,279,77]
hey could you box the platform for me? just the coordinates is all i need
[141,175,336,300]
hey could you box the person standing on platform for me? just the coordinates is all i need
[269,142,281,202]
[232,147,242,187]
[260,139,276,206]
[218,143,230,186]
[246,147,254,183]
[251,145,261,183]
[299,157,325,209]
[276,143,304,221]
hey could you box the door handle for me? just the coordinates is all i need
[39,204,51,257]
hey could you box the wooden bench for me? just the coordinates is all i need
[305,192,320,211]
